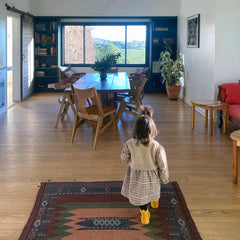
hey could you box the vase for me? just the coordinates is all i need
[100,71,107,80]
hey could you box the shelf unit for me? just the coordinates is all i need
[145,17,177,93]
[34,17,60,92]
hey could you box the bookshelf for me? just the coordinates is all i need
[34,17,60,92]
[145,17,177,93]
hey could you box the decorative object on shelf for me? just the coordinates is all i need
[159,50,184,100]
[91,52,121,80]
[187,14,200,48]
[41,63,47,68]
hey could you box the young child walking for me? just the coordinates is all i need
[121,108,169,225]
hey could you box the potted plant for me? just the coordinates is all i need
[159,51,184,100]
[91,52,121,80]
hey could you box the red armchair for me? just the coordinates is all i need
[217,82,240,128]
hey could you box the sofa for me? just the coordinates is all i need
[217,82,240,128]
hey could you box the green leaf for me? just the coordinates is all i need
[91,52,121,73]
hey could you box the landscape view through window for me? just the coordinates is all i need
[63,25,146,65]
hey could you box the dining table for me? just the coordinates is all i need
[74,72,130,92]
[55,72,130,128]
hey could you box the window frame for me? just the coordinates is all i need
[61,21,149,67]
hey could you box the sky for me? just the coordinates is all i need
[88,25,146,42]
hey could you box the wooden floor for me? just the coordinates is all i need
[0,93,240,240]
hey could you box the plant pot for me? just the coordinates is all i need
[100,71,107,80]
[166,84,180,100]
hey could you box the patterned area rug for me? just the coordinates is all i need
[19,181,202,240]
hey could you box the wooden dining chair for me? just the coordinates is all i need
[116,68,150,105]
[107,67,118,73]
[55,91,76,128]
[71,86,118,150]
[115,76,148,124]
[54,73,87,128]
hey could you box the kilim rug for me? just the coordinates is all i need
[19,181,202,240]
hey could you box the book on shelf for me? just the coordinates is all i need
[37,47,48,55]
[49,21,53,31]
[50,47,55,56]
[41,34,46,43]
[52,21,56,30]
[52,33,56,43]
[35,71,45,77]
[36,59,39,68]
[35,23,46,30]
[35,33,40,43]
[49,21,57,30]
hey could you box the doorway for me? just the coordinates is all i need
[7,16,13,108]
[7,14,21,108]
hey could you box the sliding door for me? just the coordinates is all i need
[22,15,34,100]
[0,2,7,115]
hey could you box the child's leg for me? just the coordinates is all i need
[139,204,150,225]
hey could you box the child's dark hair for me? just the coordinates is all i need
[133,115,157,145]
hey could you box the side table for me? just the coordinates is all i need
[191,100,228,135]
[230,130,240,184]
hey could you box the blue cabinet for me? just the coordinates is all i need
[145,17,177,93]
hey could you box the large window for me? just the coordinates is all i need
[61,22,149,66]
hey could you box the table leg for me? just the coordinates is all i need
[191,104,195,129]
[233,139,238,184]
[205,109,208,127]
[209,109,213,135]
[99,92,111,106]
[223,107,227,134]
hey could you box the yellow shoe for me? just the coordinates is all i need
[151,200,159,209]
[140,209,150,225]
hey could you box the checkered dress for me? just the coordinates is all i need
[121,138,169,206]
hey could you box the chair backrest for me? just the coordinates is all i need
[218,83,240,103]
[129,72,144,93]
[71,86,103,118]
[129,72,144,79]
[131,76,147,101]
[107,68,118,73]
[143,68,151,81]
[135,68,151,80]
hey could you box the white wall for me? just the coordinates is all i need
[178,0,240,110]
[178,0,215,107]
[214,0,240,93]
[29,0,179,17]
